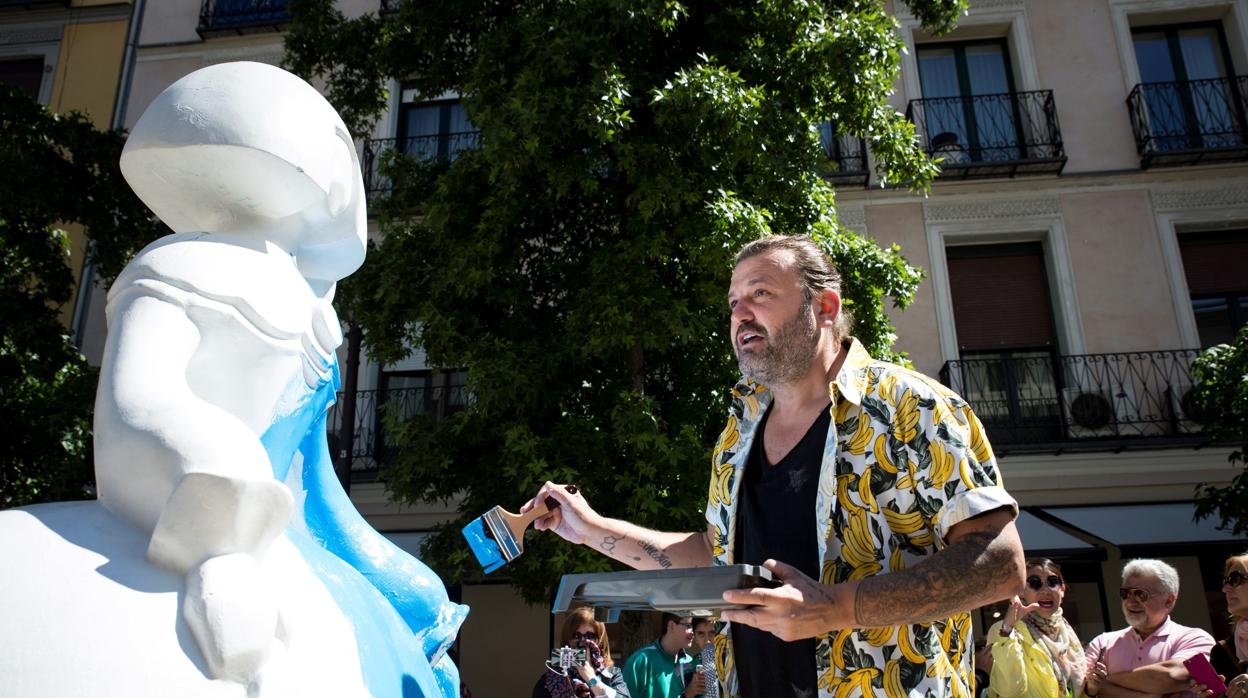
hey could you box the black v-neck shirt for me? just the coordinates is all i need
[732,403,829,698]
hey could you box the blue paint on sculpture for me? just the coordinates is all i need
[262,359,467,698]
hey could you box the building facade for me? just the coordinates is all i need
[83,0,1248,695]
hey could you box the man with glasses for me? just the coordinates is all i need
[1081,559,1214,697]
[623,613,703,698]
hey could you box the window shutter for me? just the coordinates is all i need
[1179,231,1248,296]
[947,243,1057,352]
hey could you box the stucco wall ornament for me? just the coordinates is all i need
[0,62,465,698]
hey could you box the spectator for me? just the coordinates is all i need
[986,558,1085,697]
[623,613,701,698]
[974,640,992,698]
[1214,551,1248,698]
[690,618,714,660]
[533,606,629,698]
[1081,559,1215,697]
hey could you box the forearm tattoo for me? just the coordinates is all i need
[638,539,673,569]
[600,535,622,554]
[853,531,1018,627]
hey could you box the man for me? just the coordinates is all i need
[623,613,702,698]
[1082,559,1215,697]
[691,618,715,660]
[527,235,1025,697]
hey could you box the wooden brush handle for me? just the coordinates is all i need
[509,496,561,539]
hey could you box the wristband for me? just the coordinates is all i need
[586,676,599,687]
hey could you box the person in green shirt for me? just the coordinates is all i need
[624,614,702,698]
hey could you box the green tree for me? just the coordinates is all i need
[1193,324,1248,534]
[0,86,162,508]
[286,0,960,602]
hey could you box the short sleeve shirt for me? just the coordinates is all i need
[1084,618,1215,697]
[704,338,1018,698]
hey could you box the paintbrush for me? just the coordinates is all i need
[463,494,562,574]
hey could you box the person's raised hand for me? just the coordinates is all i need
[523,482,599,545]
[1228,673,1248,698]
[719,559,848,641]
[1084,659,1108,696]
[1003,595,1041,630]
[684,668,706,697]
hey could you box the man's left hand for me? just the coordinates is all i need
[720,559,854,641]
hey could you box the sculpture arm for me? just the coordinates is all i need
[95,292,291,573]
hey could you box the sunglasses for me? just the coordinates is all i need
[1026,575,1063,591]
[1225,570,1248,588]
[574,631,599,643]
[1119,587,1154,604]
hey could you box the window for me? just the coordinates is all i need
[945,242,1062,443]
[397,94,478,162]
[1178,230,1248,346]
[916,40,1019,162]
[1131,22,1243,152]
[0,57,44,100]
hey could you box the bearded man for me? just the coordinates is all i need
[527,235,1024,697]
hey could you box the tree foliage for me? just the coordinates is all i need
[1193,324,1248,534]
[0,86,162,508]
[286,0,959,602]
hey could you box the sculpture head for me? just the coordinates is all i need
[120,61,366,284]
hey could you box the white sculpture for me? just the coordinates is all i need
[0,62,466,698]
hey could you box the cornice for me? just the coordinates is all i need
[924,196,1061,223]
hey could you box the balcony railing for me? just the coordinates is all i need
[326,385,471,479]
[198,0,291,38]
[906,90,1066,179]
[821,131,869,187]
[359,131,481,198]
[1127,76,1248,168]
[939,349,1210,454]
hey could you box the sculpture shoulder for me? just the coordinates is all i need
[109,233,327,340]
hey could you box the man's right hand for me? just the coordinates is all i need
[684,668,706,697]
[524,482,601,545]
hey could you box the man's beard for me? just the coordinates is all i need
[735,303,819,385]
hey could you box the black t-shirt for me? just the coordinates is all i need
[732,404,828,698]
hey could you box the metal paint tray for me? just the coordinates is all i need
[552,565,777,622]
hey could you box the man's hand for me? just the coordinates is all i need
[720,559,852,641]
[684,668,706,697]
[1084,659,1107,696]
[523,481,602,545]
[1228,673,1248,698]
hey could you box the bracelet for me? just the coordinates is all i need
[586,676,599,688]
[999,625,1014,637]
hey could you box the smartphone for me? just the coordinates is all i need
[1183,653,1228,696]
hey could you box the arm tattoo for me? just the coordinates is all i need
[853,531,1018,627]
[638,539,674,569]
[600,535,622,554]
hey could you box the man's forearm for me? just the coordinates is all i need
[852,527,1022,627]
[1106,660,1188,694]
[584,516,712,570]
[1092,682,1155,697]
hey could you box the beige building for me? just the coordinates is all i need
[0,0,137,331]
[87,0,1248,695]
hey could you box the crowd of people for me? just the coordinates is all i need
[519,234,1241,697]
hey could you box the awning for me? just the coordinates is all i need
[1015,509,1101,558]
[1035,502,1248,556]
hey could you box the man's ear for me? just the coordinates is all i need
[815,289,841,322]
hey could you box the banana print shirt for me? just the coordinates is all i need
[705,338,1017,698]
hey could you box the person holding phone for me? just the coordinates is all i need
[533,606,630,698]
[986,558,1085,697]
[1080,559,1215,698]
[1214,552,1248,698]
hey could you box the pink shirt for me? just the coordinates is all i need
[1084,618,1215,697]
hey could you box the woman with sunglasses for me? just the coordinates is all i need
[986,558,1086,697]
[534,606,631,698]
[1215,553,1248,698]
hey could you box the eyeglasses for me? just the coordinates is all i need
[1225,570,1248,588]
[573,632,599,643]
[1026,575,1063,591]
[1119,587,1154,604]
[675,621,692,629]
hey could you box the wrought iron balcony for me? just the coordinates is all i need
[1127,76,1248,168]
[906,90,1066,179]
[819,125,869,187]
[198,0,291,38]
[359,131,481,198]
[326,385,471,479]
[939,349,1210,454]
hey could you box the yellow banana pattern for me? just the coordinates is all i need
[705,340,1011,698]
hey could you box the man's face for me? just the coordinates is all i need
[1121,574,1174,632]
[728,250,820,384]
[666,617,693,648]
[692,622,714,654]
